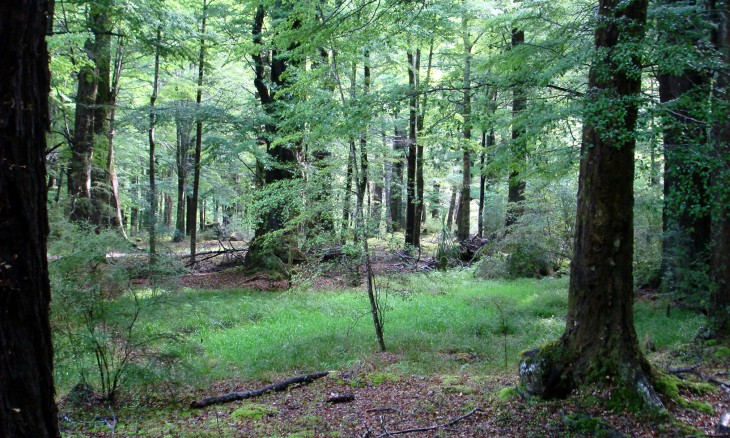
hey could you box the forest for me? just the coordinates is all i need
[1,0,729,435]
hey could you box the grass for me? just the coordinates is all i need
[53,269,707,398]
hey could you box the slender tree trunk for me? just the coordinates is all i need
[0,0,60,434]
[477,130,487,238]
[104,38,126,237]
[190,0,208,267]
[356,52,371,240]
[390,121,406,232]
[710,0,730,337]
[446,186,457,231]
[457,20,473,241]
[506,28,527,228]
[519,0,661,409]
[405,50,420,247]
[342,143,354,243]
[148,27,162,263]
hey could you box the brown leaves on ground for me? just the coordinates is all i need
[60,359,730,437]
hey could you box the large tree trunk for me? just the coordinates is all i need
[0,0,60,435]
[69,38,98,222]
[244,4,301,271]
[518,0,662,409]
[710,0,730,337]
[506,28,527,228]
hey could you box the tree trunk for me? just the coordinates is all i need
[174,102,193,241]
[69,38,98,222]
[415,42,433,240]
[148,27,162,263]
[405,50,420,247]
[710,0,730,337]
[189,0,208,267]
[0,0,60,434]
[357,52,371,240]
[457,20,473,241]
[244,4,301,271]
[519,0,662,410]
[390,121,406,232]
[657,0,712,299]
[446,186,457,231]
[506,28,527,228]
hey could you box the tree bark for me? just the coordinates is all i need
[69,38,98,222]
[506,28,527,228]
[519,0,662,410]
[405,49,420,247]
[148,27,162,263]
[189,0,208,267]
[244,3,301,271]
[457,19,473,241]
[390,121,406,232]
[0,0,60,435]
[710,0,730,337]
[657,0,712,299]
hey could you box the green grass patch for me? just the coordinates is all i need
[53,269,708,399]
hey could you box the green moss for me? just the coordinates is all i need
[713,346,730,359]
[681,400,714,414]
[438,384,477,395]
[563,413,617,436]
[440,375,462,386]
[231,403,278,421]
[496,386,520,402]
[368,372,400,386]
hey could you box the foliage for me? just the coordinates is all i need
[49,217,185,401]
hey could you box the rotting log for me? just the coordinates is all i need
[190,371,330,408]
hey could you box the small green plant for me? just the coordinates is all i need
[50,222,182,402]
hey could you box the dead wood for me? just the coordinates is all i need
[376,407,482,437]
[190,371,330,408]
[667,366,730,391]
[325,393,355,404]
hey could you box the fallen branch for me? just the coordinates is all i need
[376,407,482,437]
[326,393,355,404]
[182,248,247,259]
[190,371,330,408]
[667,366,730,391]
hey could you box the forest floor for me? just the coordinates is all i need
[58,240,730,437]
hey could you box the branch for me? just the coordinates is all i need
[376,407,482,437]
[190,371,330,408]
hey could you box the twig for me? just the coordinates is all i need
[376,407,482,437]
[366,406,406,415]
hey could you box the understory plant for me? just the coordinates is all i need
[50,221,182,402]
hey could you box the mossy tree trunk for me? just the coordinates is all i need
[519,0,663,410]
[0,0,60,434]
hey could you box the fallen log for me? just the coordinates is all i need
[190,371,330,408]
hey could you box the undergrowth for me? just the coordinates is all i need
[53,270,706,401]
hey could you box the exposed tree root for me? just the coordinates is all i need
[190,371,330,408]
